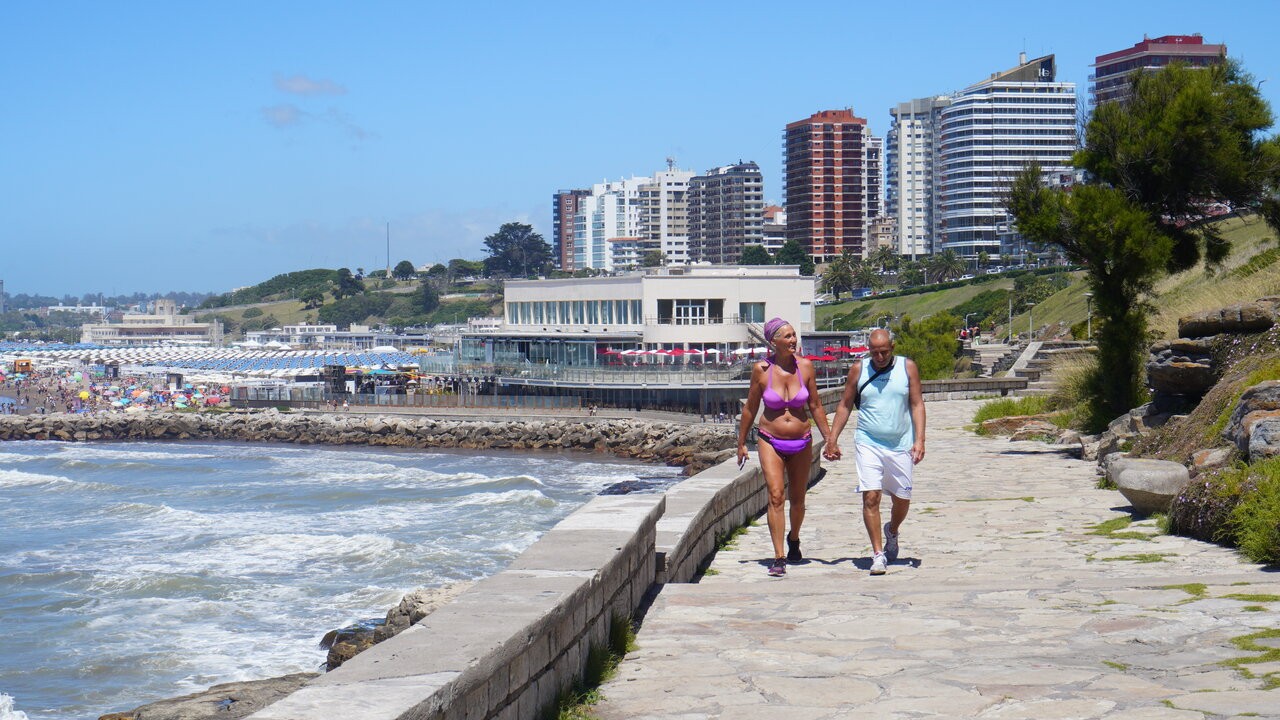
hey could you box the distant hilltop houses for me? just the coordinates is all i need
[553,35,1226,272]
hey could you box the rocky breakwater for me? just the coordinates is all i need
[0,409,737,474]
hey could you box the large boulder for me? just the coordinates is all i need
[1223,381,1280,453]
[96,673,317,720]
[1108,458,1190,516]
[1248,418,1280,463]
[1178,301,1276,338]
[980,413,1057,436]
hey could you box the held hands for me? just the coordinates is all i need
[823,441,842,461]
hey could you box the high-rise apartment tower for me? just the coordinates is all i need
[783,109,881,263]
[553,189,590,271]
[688,162,765,264]
[1091,34,1226,106]
[938,54,1076,259]
[886,96,949,260]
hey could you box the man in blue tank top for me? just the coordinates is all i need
[825,329,926,575]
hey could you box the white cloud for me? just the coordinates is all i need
[261,103,303,128]
[274,74,347,96]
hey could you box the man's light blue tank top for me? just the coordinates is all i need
[854,357,914,452]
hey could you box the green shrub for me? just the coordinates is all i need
[1169,467,1252,545]
[1230,460,1280,565]
[973,396,1050,426]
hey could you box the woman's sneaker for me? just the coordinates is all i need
[768,557,787,577]
[786,537,803,563]
[870,552,887,575]
[883,522,899,562]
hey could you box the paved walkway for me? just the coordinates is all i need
[595,400,1280,719]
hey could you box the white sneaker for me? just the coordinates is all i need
[870,553,887,575]
[883,522,899,563]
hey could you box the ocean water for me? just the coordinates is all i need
[0,440,680,720]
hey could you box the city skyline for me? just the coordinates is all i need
[4,1,1278,296]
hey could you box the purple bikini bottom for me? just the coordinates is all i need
[759,430,812,458]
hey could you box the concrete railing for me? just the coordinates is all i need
[249,493,665,720]
[816,376,1028,408]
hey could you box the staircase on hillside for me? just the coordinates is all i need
[967,341,1019,378]
[1004,341,1093,397]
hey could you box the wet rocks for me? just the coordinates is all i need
[0,412,736,470]
[96,673,317,720]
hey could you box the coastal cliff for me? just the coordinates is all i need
[0,409,737,473]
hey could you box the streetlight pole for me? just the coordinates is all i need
[1026,302,1035,341]
[1084,292,1093,342]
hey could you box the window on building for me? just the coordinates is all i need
[740,302,765,323]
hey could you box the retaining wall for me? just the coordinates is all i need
[249,494,665,720]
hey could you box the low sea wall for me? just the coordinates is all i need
[816,376,1028,408]
[248,442,821,720]
[0,409,736,473]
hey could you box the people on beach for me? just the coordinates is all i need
[738,317,834,577]
[825,328,926,576]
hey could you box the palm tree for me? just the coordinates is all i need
[853,262,880,292]
[977,251,990,273]
[926,249,966,283]
[820,253,855,299]
[898,260,926,288]
[869,245,899,274]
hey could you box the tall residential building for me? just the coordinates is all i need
[552,189,590,271]
[938,53,1077,259]
[573,177,646,272]
[637,168,695,266]
[1091,34,1227,106]
[783,109,881,263]
[688,161,765,264]
[570,166,695,272]
[886,96,949,260]
[761,206,786,255]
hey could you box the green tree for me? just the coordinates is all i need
[740,245,773,265]
[1009,60,1280,427]
[776,239,815,276]
[853,262,882,292]
[641,250,665,267]
[333,268,365,300]
[418,279,440,314]
[393,260,417,280]
[241,307,264,319]
[820,253,855,299]
[869,245,899,274]
[299,287,326,309]
[898,260,925,288]
[926,249,965,283]
[977,251,990,272]
[483,222,553,278]
[891,312,961,380]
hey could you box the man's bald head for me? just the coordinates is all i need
[868,328,894,369]
[869,328,893,348]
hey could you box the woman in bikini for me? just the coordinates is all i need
[737,317,834,577]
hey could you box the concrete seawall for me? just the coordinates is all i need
[244,443,822,719]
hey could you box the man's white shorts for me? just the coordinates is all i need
[855,442,914,499]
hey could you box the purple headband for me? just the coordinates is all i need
[763,317,789,342]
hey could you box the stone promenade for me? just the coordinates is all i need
[595,400,1280,719]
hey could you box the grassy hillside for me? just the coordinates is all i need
[819,214,1279,342]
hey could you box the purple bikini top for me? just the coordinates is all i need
[762,361,809,410]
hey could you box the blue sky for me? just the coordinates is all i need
[3,1,1278,297]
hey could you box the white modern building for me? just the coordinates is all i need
[80,299,224,346]
[243,323,433,350]
[886,95,949,260]
[938,53,1077,259]
[460,265,817,366]
[571,166,696,271]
